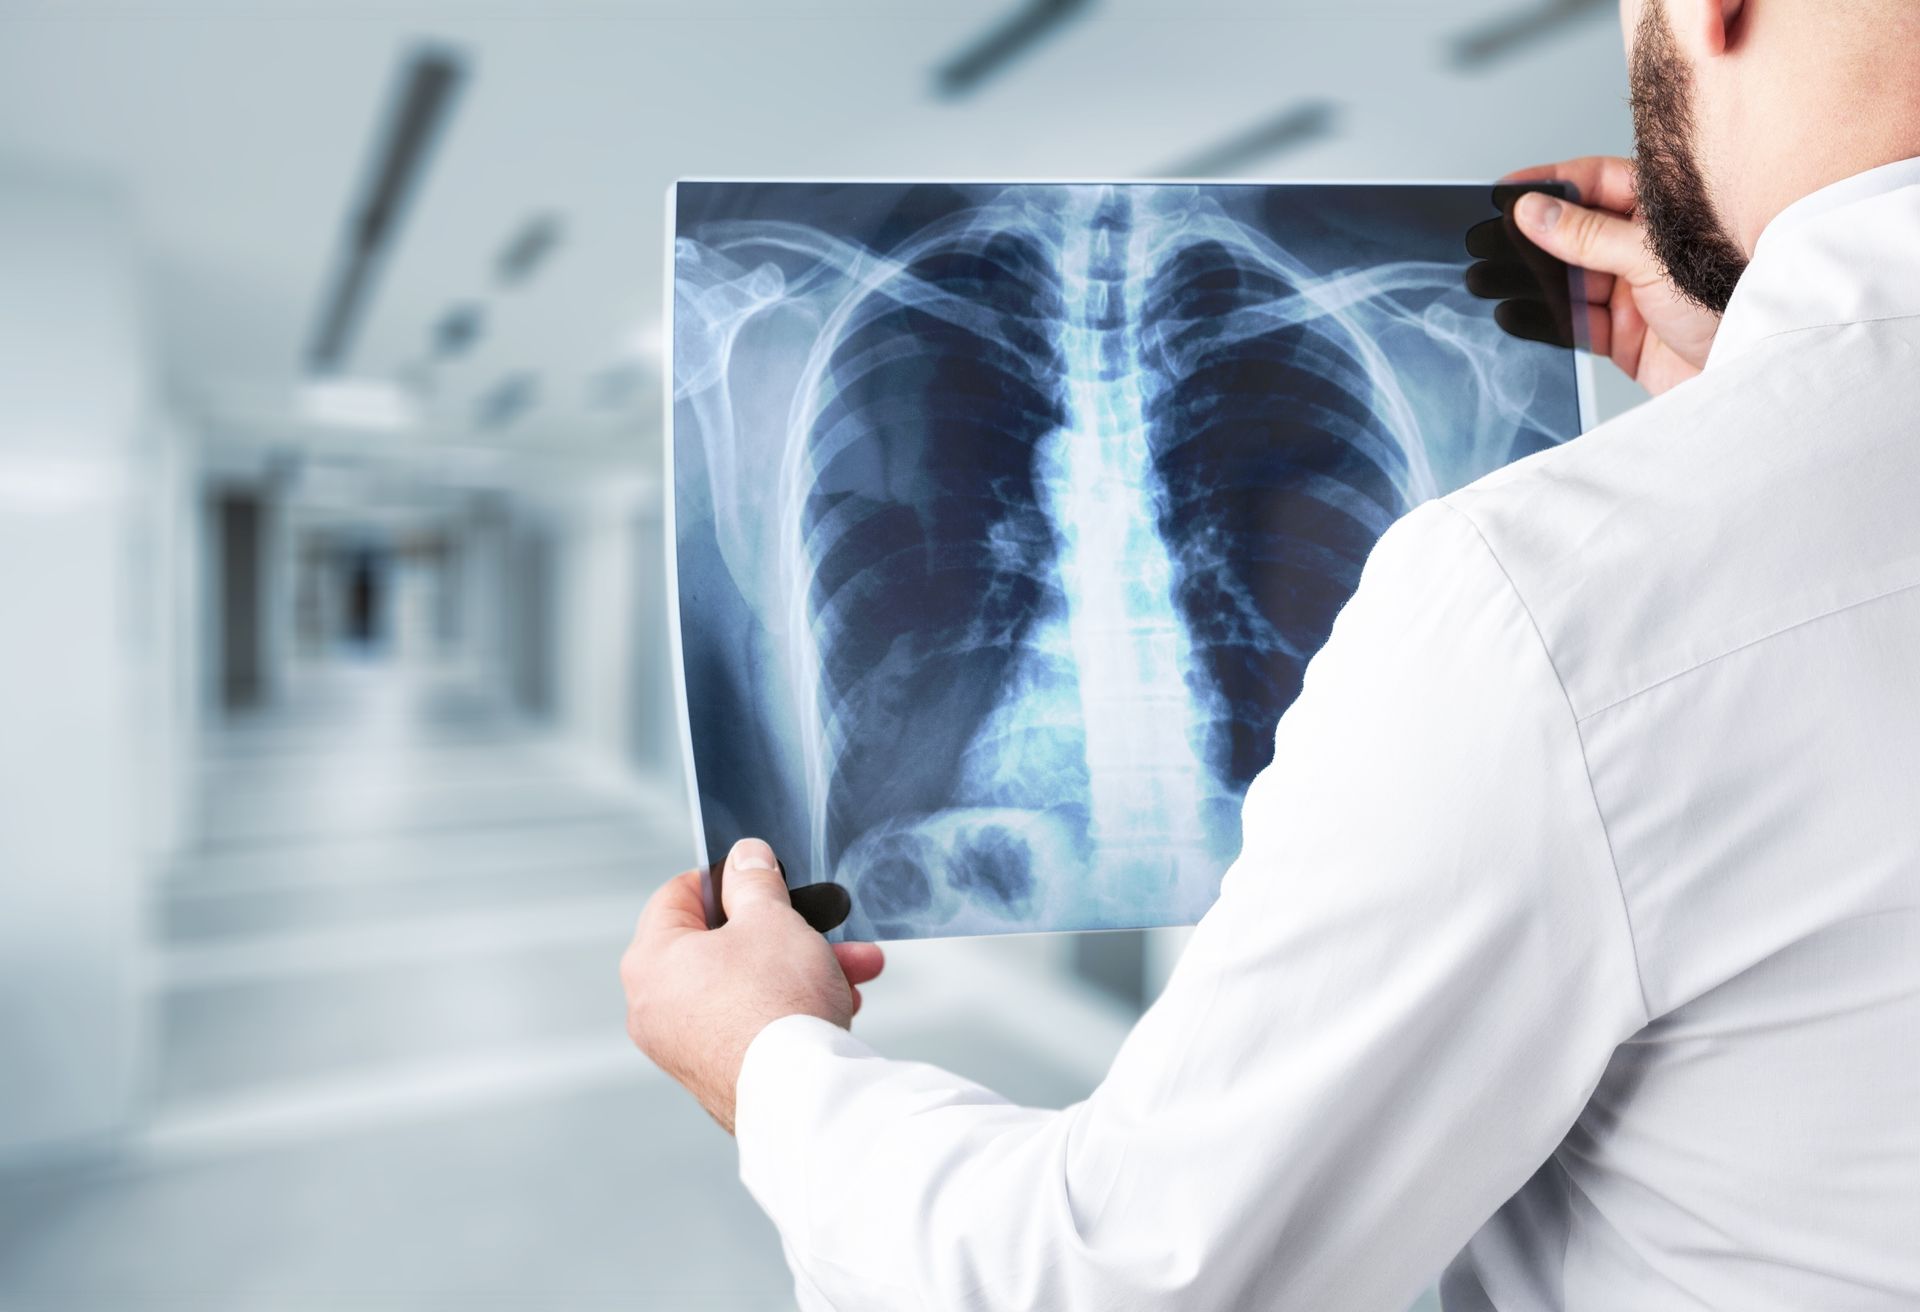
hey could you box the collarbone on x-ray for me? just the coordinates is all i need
[671,180,1586,942]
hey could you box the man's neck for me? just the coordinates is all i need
[1716,9,1920,252]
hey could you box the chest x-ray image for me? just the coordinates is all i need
[669,179,1591,942]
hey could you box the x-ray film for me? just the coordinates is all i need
[669,179,1591,941]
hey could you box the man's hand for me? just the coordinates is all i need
[1506,155,1721,396]
[620,837,884,1133]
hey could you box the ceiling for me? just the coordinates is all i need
[0,0,1631,474]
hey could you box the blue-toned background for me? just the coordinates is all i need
[674,180,1582,940]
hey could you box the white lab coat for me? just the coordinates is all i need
[734,156,1920,1310]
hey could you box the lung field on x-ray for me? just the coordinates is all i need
[673,182,1576,940]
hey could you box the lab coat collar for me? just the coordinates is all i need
[1706,154,1920,370]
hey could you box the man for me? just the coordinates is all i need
[622,0,1920,1305]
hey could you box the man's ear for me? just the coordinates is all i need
[1703,0,1746,55]
[1664,0,1745,57]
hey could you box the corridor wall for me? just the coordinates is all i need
[0,162,154,1160]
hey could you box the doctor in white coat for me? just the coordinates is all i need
[621,0,1920,1306]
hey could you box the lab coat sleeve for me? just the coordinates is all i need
[733,498,1651,1311]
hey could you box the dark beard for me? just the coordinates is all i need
[1629,0,1749,313]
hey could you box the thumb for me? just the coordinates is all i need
[720,838,791,921]
[1515,191,1646,278]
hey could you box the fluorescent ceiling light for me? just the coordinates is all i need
[299,378,419,431]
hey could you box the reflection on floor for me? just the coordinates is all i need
[0,664,1139,1310]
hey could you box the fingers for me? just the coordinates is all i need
[1463,258,1543,300]
[1587,301,1618,361]
[1492,299,1570,349]
[1573,268,1618,307]
[1502,155,1637,214]
[787,881,852,935]
[637,869,709,941]
[836,943,884,1020]
[1604,294,1651,381]
[719,837,791,921]
[1513,192,1650,281]
[833,941,886,986]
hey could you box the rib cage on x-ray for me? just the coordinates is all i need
[673,181,1581,941]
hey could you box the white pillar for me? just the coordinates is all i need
[0,162,152,1161]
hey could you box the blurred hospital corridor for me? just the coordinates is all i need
[160,658,677,1120]
[2,631,1140,1309]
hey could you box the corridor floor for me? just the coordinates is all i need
[0,664,1136,1310]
